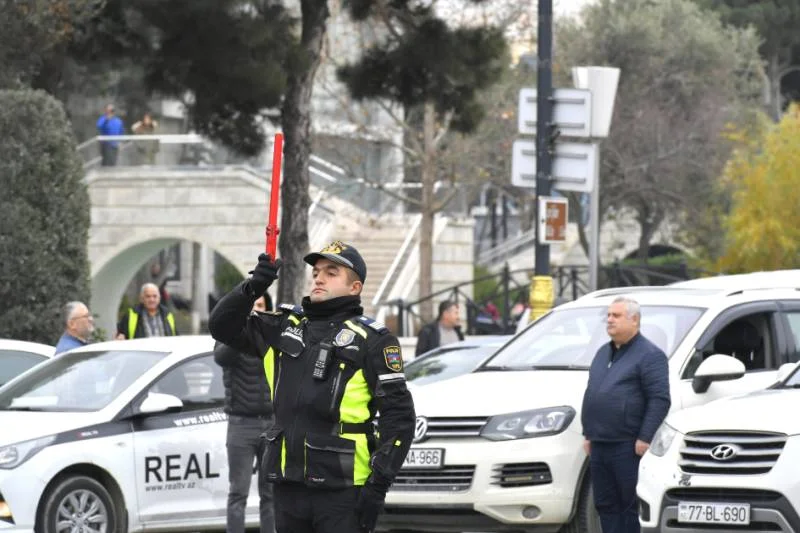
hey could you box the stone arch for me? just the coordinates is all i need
[90,234,247,340]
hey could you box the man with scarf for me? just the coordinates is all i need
[208,240,415,533]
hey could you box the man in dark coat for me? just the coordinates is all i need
[415,300,464,356]
[581,296,671,533]
[215,295,275,533]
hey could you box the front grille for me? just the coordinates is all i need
[666,488,783,504]
[392,465,475,492]
[491,462,552,487]
[419,417,488,440]
[679,431,786,475]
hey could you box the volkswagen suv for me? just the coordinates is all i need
[381,283,800,533]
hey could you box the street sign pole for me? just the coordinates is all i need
[534,0,553,277]
[589,148,601,291]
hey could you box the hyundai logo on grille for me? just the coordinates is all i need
[413,416,429,443]
[710,444,740,461]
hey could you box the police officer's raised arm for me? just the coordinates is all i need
[357,332,416,530]
[209,254,282,358]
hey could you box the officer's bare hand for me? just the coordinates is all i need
[635,439,649,456]
[583,439,591,456]
[249,253,282,294]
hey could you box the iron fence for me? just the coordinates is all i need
[382,262,710,336]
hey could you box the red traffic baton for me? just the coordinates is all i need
[266,132,283,257]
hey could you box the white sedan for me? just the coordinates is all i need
[0,340,55,387]
[0,336,259,533]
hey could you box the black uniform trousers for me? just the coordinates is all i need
[273,482,362,533]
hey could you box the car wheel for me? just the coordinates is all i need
[38,476,120,533]
[560,474,601,533]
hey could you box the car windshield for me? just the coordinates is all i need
[483,305,704,370]
[406,344,501,386]
[0,350,167,412]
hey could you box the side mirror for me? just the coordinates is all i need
[692,354,746,393]
[139,392,183,415]
[776,362,797,384]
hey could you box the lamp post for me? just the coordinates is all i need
[528,0,555,321]
[571,66,621,291]
[534,0,553,277]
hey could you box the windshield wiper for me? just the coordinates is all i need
[525,365,585,370]
[2,406,48,411]
[476,365,516,372]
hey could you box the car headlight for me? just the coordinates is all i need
[480,406,575,440]
[648,422,678,457]
[0,436,56,469]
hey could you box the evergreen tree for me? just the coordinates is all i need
[336,0,508,319]
[694,0,800,118]
[0,90,90,344]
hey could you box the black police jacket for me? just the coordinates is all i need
[208,281,415,491]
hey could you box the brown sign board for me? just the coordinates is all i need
[538,196,568,244]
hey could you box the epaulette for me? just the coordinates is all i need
[279,303,305,316]
[356,315,389,334]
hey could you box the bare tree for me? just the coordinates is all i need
[557,0,763,261]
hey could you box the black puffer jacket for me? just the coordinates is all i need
[213,341,273,417]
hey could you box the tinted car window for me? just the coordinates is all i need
[406,345,498,386]
[485,306,704,369]
[0,350,48,385]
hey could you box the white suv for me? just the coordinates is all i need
[638,362,800,532]
[380,283,800,533]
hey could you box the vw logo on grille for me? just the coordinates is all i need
[413,416,429,443]
[710,444,740,461]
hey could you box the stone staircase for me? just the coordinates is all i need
[327,212,418,317]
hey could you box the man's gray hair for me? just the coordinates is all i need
[611,296,641,319]
[62,301,85,325]
[140,282,159,296]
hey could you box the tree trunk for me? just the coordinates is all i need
[191,241,202,334]
[418,102,436,322]
[278,0,329,304]
[768,53,782,121]
[635,206,664,262]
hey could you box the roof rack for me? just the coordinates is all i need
[723,286,800,297]
[583,286,683,298]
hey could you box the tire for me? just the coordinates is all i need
[560,474,602,533]
[38,475,120,533]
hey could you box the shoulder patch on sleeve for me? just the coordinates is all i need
[279,303,305,316]
[357,315,389,334]
[383,345,403,372]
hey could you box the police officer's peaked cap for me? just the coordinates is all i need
[304,240,367,283]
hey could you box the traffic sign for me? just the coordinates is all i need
[511,140,598,193]
[538,196,568,244]
[518,88,593,137]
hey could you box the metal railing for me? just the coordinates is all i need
[476,227,538,266]
[381,262,706,337]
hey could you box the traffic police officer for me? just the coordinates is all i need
[209,241,415,533]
